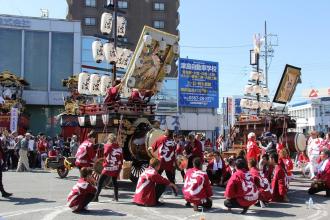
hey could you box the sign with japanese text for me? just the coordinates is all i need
[10,108,18,132]
[178,58,219,108]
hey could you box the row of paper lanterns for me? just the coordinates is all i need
[92,40,133,67]
[244,85,269,96]
[100,12,127,36]
[250,71,264,82]
[78,72,112,96]
[78,114,110,127]
[240,99,272,110]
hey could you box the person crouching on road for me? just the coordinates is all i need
[206,151,225,186]
[75,130,97,169]
[269,153,289,202]
[248,159,272,207]
[67,167,96,213]
[133,158,178,207]
[224,158,259,214]
[308,149,330,197]
[94,133,123,202]
[183,157,213,212]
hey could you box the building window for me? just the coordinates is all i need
[51,33,74,91]
[84,17,96,26]
[0,29,22,76]
[85,0,96,7]
[154,2,165,11]
[153,20,165,29]
[118,1,128,9]
[24,31,49,91]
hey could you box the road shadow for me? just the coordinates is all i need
[5,197,56,205]
[246,209,296,217]
[55,175,79,181]
[78,209,126,217]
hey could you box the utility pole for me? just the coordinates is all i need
[264,21,268,88]
[112,0,118,86]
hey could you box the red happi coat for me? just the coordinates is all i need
[152,135,176,172]
[104,86,119,103]
[133,166,171,206]
[75,139,96,168]
[320,140,330,151]
[249,167,272,202]
[185,140,204,164]
[176,141,185,155]
[183,168,213,205]
[225,169,259,207]
[276,143,284,154]
[37,140,48,154]
[67,178,96,211]
[246,140,261,162]
[317,159,330,189]
[280,157,293,177]
[298,152,309,163]
[102,143,123,177]
[271,162,289,202]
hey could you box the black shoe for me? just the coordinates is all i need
[254,201,261,207]
[92,197,99,202]
[112,198,118,202]
[2,192,13,198]
[155,201,165,206]
[193,204,199,212]
[185,202,192,207]
[241,207,249,214]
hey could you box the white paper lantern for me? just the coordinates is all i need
[250,71,259,81]
[253,85,262,94]
[117,16,127,37]
[164,64,171,74]
[92,40,104,63]
[244,85,253,94]
[102,114,110,125]
[159,39,167,51]
[100,12,113,34]
[78,116,85,126]
[136,58,144,68]
[100,75,112,96]
[261,87,269,96]
[103,42,117,64]
[143,34,152,46]
[244,100,251,109]
[78,72,91,95]
[172,43,179,54]
[240,99,248,108]
[89,74,101,95]
[90,115,97,126]
[258,72,264,82]
[252,100,259,109]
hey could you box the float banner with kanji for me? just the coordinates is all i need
[178,58,219,108]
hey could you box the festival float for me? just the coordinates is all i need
[55,25,179,180]
[225,35,307,158]
[0,70,29,134]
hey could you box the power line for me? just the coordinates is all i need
[180,44,252,49]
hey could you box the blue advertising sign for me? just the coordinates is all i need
[234,98,242,114]
[178,58,219,108]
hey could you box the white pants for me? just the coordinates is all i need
[306,155,319,178]
[16,149,30,172]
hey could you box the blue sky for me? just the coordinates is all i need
[1,0,329,104]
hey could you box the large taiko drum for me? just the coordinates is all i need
[146,129,166,158]
[282,132,307,153]
[129,134,150,161]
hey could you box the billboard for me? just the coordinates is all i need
[178,58,219,108]
[152,78,178,112]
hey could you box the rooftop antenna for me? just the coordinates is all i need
[40,9,49,18]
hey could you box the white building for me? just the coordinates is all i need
[288,98,330,133]
[0,14,81,136]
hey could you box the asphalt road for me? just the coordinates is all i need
[0,169,329,220]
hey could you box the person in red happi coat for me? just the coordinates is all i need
[308,149,330,197]
[133,158,178,207]
[94,133,123,202]
[246,132,261,163]
[185,134,204,169]
[183,157,213,211]
[279,148,293,179]
[248,159,272,207]
[224,158,259,214]
[75,130,97,169]
[151,129,177,185]
[104,79,121,104]
[206,151,225,186]
[67,167,96,213]
[269,153,289,202]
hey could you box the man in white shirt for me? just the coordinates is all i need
[306,131,323,179]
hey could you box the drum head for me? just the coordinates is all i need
[145,129,166,158]
[129,135,149,161]
[295,133,307,152]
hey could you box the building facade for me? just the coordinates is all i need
[288,98,330,134]
[0,14,81,136]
